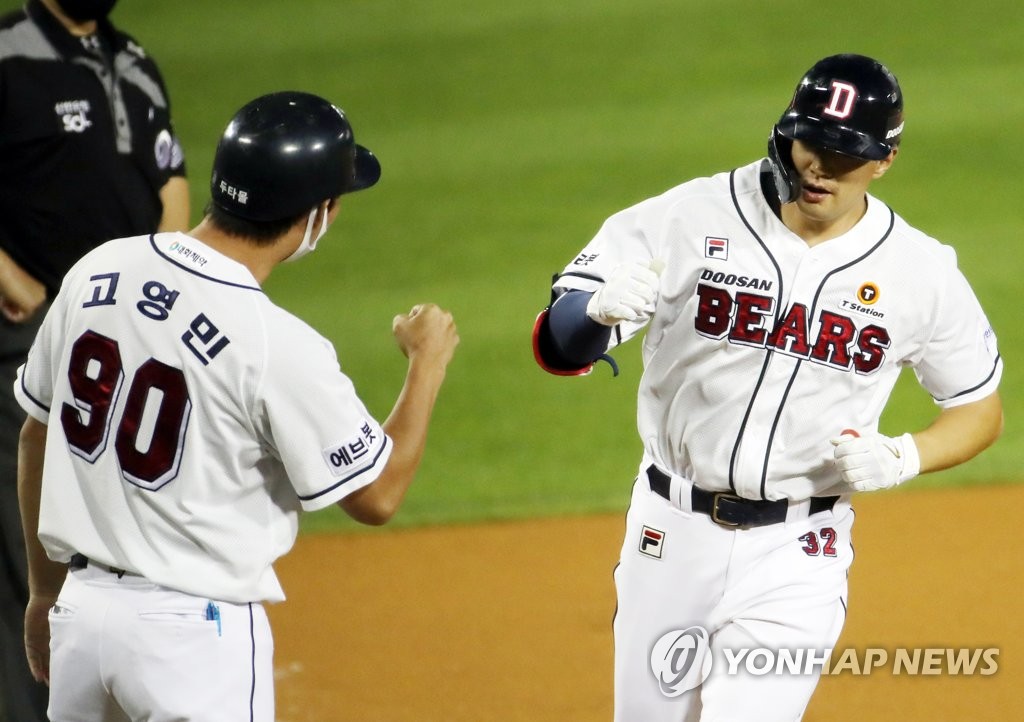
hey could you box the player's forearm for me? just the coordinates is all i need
[911,391,1003,475]
[339,360,447,525]
[17,417,66,598]
[383,359,447,470]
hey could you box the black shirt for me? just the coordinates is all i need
[0,0,186,296]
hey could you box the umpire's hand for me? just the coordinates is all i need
[0,247,47,323]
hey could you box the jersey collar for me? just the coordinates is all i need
[149,233,264,292]
[27,0,119,61]
[749,159,895,259]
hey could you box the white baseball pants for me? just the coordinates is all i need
[47,564,274,722]
[613,471,854,722]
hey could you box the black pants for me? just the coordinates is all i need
[0,313,50,722]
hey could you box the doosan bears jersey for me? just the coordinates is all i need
[552,160,1002,502]
[15,232,391,603]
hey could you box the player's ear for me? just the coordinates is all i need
[292,200,332,233]
[873,147,898,179]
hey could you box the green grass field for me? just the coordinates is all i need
[54,0,1022,531]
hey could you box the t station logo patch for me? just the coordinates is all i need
[857,282,881,305]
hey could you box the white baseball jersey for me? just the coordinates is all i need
[15,232,392,603]
[554,160,1002,502]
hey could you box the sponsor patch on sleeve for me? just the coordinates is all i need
[321,420,385,478]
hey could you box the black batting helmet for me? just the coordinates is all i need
[210,91,381,222]
[768,54,903,203]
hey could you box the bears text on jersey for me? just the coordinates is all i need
[694,283,890,374]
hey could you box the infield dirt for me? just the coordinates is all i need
[269,483,1022,721]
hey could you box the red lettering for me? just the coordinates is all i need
[854,325,890,374]
[820,527,839,557]
[767,303,810,357]
[693,287,890,374]
[729,293,773,346]
[810,311,855,368]
[800,528,839,557]
[799,532,820,556]
[694,284,733,338]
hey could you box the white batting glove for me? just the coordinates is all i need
[831,431,921,492]
[586,261,663,326]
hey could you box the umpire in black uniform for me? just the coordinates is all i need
[0,1,189,719]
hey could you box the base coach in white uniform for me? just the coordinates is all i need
[15,91,458,721]
[533,54,1003,720]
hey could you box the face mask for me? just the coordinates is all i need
[57,0,118,22]
[283,205,330,263]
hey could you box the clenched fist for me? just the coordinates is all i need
[586,261,663,326]
[392,303,459,368]
[831,431,920,492]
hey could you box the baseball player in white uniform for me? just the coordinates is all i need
[15,91,459,721]
[533,54,1003,720]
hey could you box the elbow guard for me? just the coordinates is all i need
[532,289,618,377]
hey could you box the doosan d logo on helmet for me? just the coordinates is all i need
[823,81,858,119]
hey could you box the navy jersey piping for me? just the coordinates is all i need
[19,372,50,414]
[247,603,257,722]
[935,353,1001,403]
[727,354,773,496]
[727,168,786,497]
[148,235,264,292]
[729,166,897,498]
[759,207,896,497]
[555,270,606,285]
[297,435,391,502]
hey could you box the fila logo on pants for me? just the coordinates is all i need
[639,526,665,559]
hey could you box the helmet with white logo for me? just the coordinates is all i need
[210,91,381,222]
[767,54,903,203]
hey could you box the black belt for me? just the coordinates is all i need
[69,553,134,578]
[646,465,837,529]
